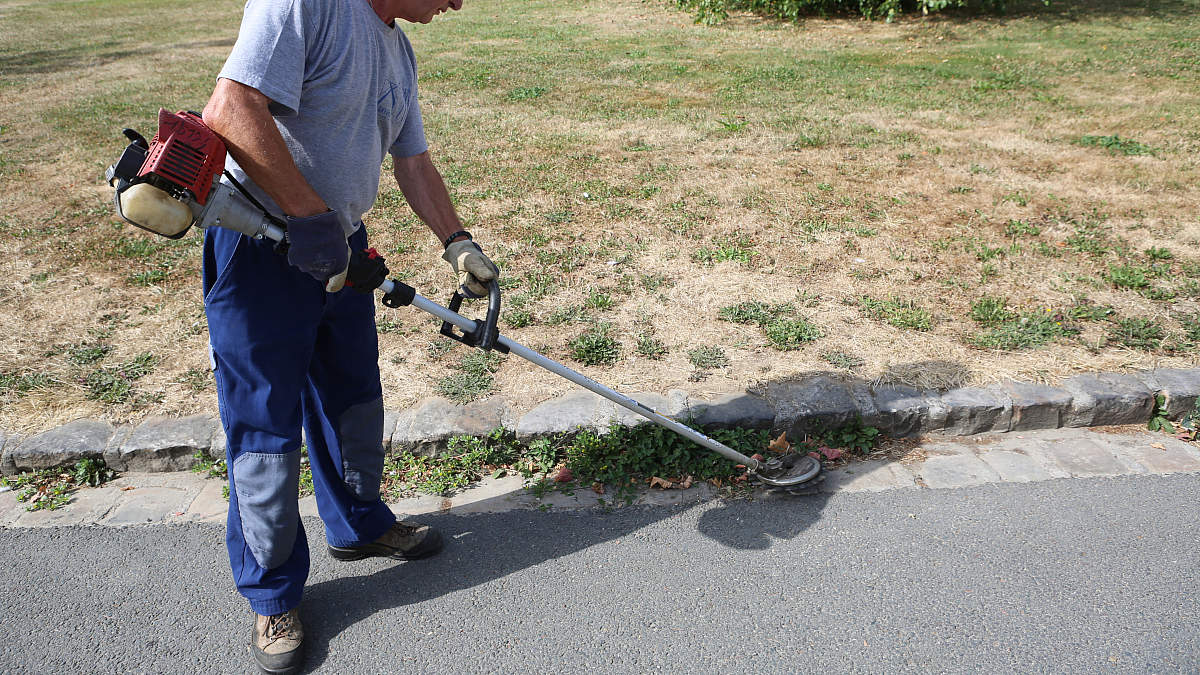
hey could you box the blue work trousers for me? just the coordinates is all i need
[203,225,396,616]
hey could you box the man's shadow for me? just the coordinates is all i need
[299,485,832,671]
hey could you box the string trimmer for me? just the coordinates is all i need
[104,109,823,494]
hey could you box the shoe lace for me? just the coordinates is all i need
[266,611,300,641]
[380,521,419,545]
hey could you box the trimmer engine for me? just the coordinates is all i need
[106,109,279,241]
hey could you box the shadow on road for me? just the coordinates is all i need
[299,486,831,671]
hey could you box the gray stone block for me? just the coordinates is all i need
[767,376,860,437]
[1132,368,1200,418]
[679,392,775,429]
[0,430,19,476]
[399,397,510,456]
[107,415,219,472]
[388,406,419,456]
[8,420,113,474]
[604,392,684,429]
[1000,381,1072,431]
[871,385,944,437]
[381,408,401,453]
[940,386,1011,435]
[1060,373,1155,427]
[516,390,613,440]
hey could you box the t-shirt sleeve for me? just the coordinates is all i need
[217,0,309,116]
[388,32,429,158]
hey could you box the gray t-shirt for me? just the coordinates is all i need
[217,0,428,235]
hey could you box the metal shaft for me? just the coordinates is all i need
[399,283,762,470]
[251,221,762,470]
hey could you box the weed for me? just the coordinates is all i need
[764,317,823,350]
[693,234,754,266]
[974,243,1005,262]
[640,274,670,291]
[718,301,774,325]
[504,308,533,328]
[970,296,1015,326]
[0,371,56,397]
[1005,219,1040,238]
[569,324,621,366]
[191,452,228,480]
[1146,394,1174,434]
[1181,313,1200,343]
[507,86,547,102]
[1,459,118,512]
[819,418,880,457]
[1076,135,1158,157]
[1144,246,1173,261]
[585,290,615,311]
[972,311,1079,350]
[1068,300,1114,321]
[687,345,730,369]
[1034,242,1062,258]
[67,343,111,366]
[718,116,748,132]
[1066,222,1111,256]
[820,350,864,370]
[1108,317,1164,351]
[177,368,211,393]
[427,338,458,359]
[436,352,504,403]
[545,305,591,326]
[859,297,933,331]
[636,335,669,360]
[1106,264,1150,290]
[83,353,158,404]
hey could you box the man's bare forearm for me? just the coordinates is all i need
[392,151,468,246]
[202,78,327,218]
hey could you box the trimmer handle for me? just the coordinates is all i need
[439,279,505,353]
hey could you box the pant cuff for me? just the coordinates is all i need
[325,507,396,548]
[248,595,300,617]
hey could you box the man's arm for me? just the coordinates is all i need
[391,151,469,246]
[202,78,327,218]
[394,151,498,297]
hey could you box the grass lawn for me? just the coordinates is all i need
[0,0,1197,434]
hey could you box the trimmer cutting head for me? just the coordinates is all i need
[752,453,824,495]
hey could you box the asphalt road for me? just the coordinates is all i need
[1,473,1197,673]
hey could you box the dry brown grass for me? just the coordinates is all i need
[0,0,1197,435]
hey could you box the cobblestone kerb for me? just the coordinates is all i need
[2,367,1197,475]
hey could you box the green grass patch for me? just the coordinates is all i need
[970,296,1016,326]
[1106,264,1151,290]
[859,297,933,331]
[687,345,730,369]
[1076,135,1158,157]
[568,323,621,366]
[436,351,504,403]
[1,459,117,512]
[83,353,158,404]
[1108,317,1164,351]
[635,335,669,360]
[971,311,1080,350]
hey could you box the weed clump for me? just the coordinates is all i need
[859,296,933,331]
[717,300,822,350]
[1,459,118,511]
[569,324,621,366]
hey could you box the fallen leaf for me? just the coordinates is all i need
[820,446,843,460]
[767,432,791,454]
[553,466,574,483]
[120,486,136,491]
[649,476,673,489]
[1150,443,1166,450]
[807,452,821,460]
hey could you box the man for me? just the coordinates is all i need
[200,0,496,672]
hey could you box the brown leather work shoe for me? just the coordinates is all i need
[251,608,303,674]
[327,519,444,561]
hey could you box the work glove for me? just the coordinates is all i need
[285,211,350,292]
[442,239,499,298]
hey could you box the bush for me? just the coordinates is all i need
[674,0,1009,24]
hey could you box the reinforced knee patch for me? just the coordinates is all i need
[339,397,385,501]
[232,451,301,570]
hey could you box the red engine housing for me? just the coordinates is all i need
[138,109,225,205]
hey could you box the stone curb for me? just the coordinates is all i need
[2,427,1197,528]
[1,368,1197,476]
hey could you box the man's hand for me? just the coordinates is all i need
[442,240,499,298]
[286,212,350,291]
